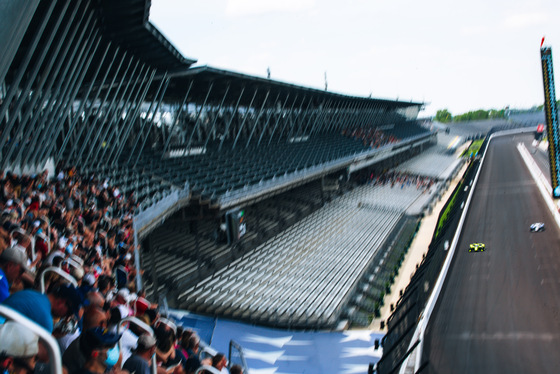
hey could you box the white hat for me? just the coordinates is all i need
[116,288,131,302]
[0,322,39,358]
[0,245,29,272]
[83,273,96,287]
[58,237,68,249]
[71,266,84,280]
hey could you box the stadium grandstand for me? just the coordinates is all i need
[0,0,536,373]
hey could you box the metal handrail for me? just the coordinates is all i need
[229,340,249,374]
[39,266,78,293]
[0,305,62,374]
[117,316,156,374]
[65,258,82,271]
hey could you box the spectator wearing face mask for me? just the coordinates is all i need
[123,334,157,374]
[71,327,126,374]
[63,305,109,373]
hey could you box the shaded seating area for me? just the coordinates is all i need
[81,124,433,217]
[140,180,337,297]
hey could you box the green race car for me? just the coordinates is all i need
[469,243,485,252]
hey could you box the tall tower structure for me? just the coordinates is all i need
[541,42,560,197]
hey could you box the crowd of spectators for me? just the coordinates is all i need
[368,171,436,192]
[0,168,242,374]
[342,127,398,149]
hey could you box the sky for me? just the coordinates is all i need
[150,0,560,117]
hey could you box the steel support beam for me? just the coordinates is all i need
[132,76,170,168]
[0,0,58,150]
[26,6,97,166]
[308,99,333,136]
[92,57,143,167]
[186,82,214,150]
[74,50,128,163]
[83,52,135,166]
[245,89,270,148]
[127,72,168,165]
[35,22,100,165]
[111,68,156,166]
[286,96,312,140]
[203,83,229,150]
[268,93,296,146]
[162,80,194,156]
[9,0,80,167]
[257,92,283,146]
[232,88,258,150]
[219,86,245,151]
[56,17,108,162]
[0,0,69,166]
[97,61,148,166]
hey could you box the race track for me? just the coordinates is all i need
[423,134,560,373]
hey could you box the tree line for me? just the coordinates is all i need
[435,100,560,123]
[435,108,506,123]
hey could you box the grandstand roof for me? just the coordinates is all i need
[164,65,424,109]
[99,0,196,71]
[6,1,195,85]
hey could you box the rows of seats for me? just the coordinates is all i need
[140,180,332,297]
[148,133,367,198]
[178,182,431,328]
[384,121,428,140]
[395,148,461,179]
[142,221,233,295]
[119,126,429,208]
[75,125,431,220]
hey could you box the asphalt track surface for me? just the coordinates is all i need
[424,134,560,373]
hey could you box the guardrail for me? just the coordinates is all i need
[39,266,78,293]
[0,305,63,374]
[229,340,249,374]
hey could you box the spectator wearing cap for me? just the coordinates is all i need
[134,297,151,318]
[0,245,29,302]
[123,334,157,374]
[63,305,109,373]
[72,327,126,374]
[1,283,83,333]
[113,288,134,318]
[0,322,39,374]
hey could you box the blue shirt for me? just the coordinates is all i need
[0,268,9,303]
